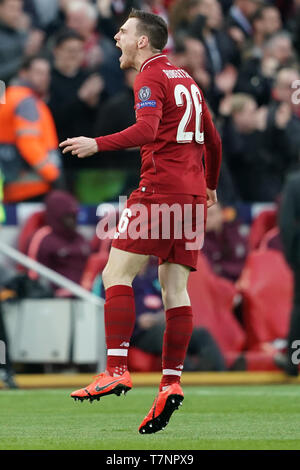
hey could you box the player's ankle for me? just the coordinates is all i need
[159,377,180,391]
[106,364,128,377]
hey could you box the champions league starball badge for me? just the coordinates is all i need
[138,86,151,101]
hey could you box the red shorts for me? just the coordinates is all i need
[112,188,207,271]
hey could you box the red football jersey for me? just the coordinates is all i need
[96,54,222,196]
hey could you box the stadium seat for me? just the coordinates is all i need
[17,210,46,255]
[128,346,161,372]
[258,226,283,252]
[249,209,277,251]
[81,227,114,290]
[237,249,293,350]
[80,252,109,291]
[187,252,246,363]
[244,349,280,371]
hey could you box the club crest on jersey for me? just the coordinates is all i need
[138,86,151,101]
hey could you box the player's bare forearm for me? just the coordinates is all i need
[59,136,98,158]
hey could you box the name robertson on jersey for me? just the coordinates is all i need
[163,68,192,79]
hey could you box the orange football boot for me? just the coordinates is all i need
[139,383,184,434]
[70,370,132,402]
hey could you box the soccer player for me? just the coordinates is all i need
[60,9,222,434]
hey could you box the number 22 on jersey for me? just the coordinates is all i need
[174,84,204,145]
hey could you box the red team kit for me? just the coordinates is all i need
[95,53,222,270]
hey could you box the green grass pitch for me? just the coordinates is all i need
[1,384,300,450]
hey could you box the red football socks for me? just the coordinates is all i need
[104,285,135,377]
[160,306,193,391]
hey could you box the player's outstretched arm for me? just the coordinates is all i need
[59,116,160,158]
[59,137,98,158]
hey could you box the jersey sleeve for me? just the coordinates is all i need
[95,69,165,152]
[95,115,160,151]
[133,68,165,121]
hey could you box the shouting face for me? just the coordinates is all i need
[114,18,142,70]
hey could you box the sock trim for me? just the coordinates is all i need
[162,369,182,377]
[105,285,133,301]
[166,305,193,320]
[107,349,128,357]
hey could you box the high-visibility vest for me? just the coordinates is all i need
[0,85,61,202]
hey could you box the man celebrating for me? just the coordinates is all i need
[60,9,222,434]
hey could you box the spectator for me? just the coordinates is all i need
[40,0,70,39]
[0,55,63,203]
[275,170,300,376]
[202,202,248,281]
[169,0,204,41]
[244,4,282,60]
[64,0,123,95]
[141,0,174,54]
[131,258,227,371]
[234,31,296,106]
[263,31,296,68]
[0,0,27,83]
[0,172,18,388]
[227,0,263,46]
[171,36,222,114]
[265,68,300,172]
[0,285,18,389]
[259,4,282,38]
[93,67,140,174]
[27,190,91,294]
[221,93,291,202]
[288,0,300,60]
[234,39,277,105]
[48,29,105,144]
[188,0,241,75]
[176,36,212,93]
[96,0,141,36]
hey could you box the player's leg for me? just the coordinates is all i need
[71,247,149,402]
[139,262,193,434]
[159,261,191,309]
[159,261,193,389]
[101,247,149,377]
[102,246,149,289]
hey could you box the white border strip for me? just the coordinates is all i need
[162,369,182,376]
[107,349,128,357]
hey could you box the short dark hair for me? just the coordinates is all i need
[20,54,49,72]
[128,8,168,52]
[54,28,84,48]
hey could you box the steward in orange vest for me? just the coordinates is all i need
[0,55,62,202]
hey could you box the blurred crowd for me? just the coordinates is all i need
[0,0,299,204]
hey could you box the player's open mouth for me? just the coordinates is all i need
[116,44,123,61]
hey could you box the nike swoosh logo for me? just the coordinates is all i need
[95,378,123,393]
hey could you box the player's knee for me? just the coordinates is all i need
[161,285,189,310]
[102,263,133,290]
[160,276,186,299]
[102,264,114,289]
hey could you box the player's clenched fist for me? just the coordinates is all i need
[59,136,98,158]
[206,188,218,208]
